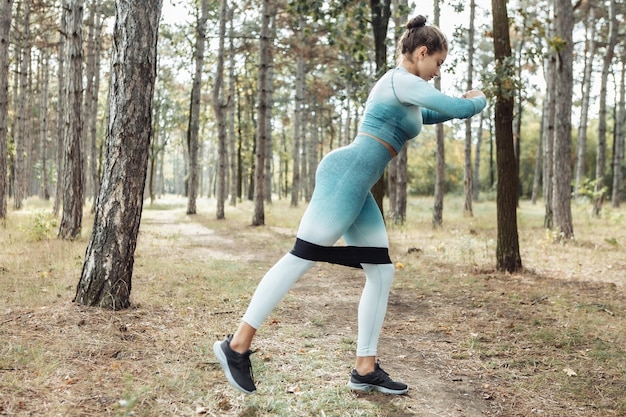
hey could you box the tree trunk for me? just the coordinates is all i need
[291,52,304,207]
[369,0,391,214]
[472,110,485,201]
[39,42,50,200]
[574,4,595,200]
[389,0,408,224]
[252,0,274,226]
[53,37,65,216]
[463,0,476,216]
[543,42,556,229]
[612,57,625,208]
[432,0,444,228]
[58,0,84,240]
[552,0,574,240]
[14,0,31,210]
[75,0,162,309]
[492,0,522,272]
[592,0,617,217]
[530,97,544,205]
[227,4,237,207]
[0,0,12,219]
[188,0,208,216]
[88,0,103,212]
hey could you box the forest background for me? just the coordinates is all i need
[1,0,626,415]
[0,0,624,226]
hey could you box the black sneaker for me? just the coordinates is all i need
[213,335,256,394]
[347,362,408,395]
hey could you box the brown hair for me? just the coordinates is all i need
[398,15,448,57]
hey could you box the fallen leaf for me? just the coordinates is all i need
[563,367,577,377]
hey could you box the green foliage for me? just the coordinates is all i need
[574,177,608,203]
[19,211,58,241]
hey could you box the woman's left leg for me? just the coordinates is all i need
[343,193,395,374]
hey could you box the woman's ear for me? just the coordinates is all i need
[415,45,429,60]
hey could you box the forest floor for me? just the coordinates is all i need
[1,196,625,417]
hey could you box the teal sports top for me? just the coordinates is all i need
[359,66,487,153]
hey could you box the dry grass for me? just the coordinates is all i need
[1,195,625,416]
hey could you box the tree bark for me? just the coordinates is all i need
[188,0,208,216]
[369,0,391,214]
[14,0,31,209]
[0,0,12,219]
[492,0,522,272]
[612,57,625,208]
[58,0,84,240]
[252,0,274,226]
[591,0,617,217]
[75,0,162,309]
[574,4,595,200]
[432,0,444,228]
[552,0,574,240]
[463,0,476,216]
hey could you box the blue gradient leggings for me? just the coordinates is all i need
[242,135,395,356]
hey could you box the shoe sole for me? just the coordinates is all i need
[347,381,408,395]
[213,341,256,394]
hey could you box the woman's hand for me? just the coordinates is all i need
[463,90,485,99]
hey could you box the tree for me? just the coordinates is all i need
[75,0,162,309]
[432,0,445,227]
[551,0,574,240]
[252,0,274,226]
[14,0,31,210]
[187,0,208,216]
[369,0,391,214]
[463,0,477,217]
[591,0,618,217]
[492,0,522,272]
[574,3,596,200]
[0,0,12,220]
[58,0,84,240]
[612,57,625,208]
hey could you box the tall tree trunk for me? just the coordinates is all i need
[552,0,574,240]
[39,42,50,200]
[53,38,65,216]
[75,0,162,310]
[543,36,556,228]
[432,0,444,228]
[463,0,476,216]
[0,0,12,219]
[82,0,96,204]
[252,0,274,226]
[472,110,485,201]
[228,4,237,207]
[492,0,522,272]
[574,4,595,200]
[530,97,544,205]
[612,57,625,208]
[58,0,84,240]
[188,0,208,215]
[14,0,30,209]
[389,0,408,224]
[291,52,304,207]
[89,4,103,212]
[591,0,617,217]
[369,0,391,214]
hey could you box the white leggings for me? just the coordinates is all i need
[242,136,395,356]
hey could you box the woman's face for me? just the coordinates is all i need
[411,46,447,81]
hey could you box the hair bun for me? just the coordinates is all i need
[406,15,427,30]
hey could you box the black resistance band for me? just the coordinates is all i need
[290,238,392,269]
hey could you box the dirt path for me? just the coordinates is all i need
[139,205,497,416]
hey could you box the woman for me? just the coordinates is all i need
[214,15,486,395]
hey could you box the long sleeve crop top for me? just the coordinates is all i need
[359,66,487,153]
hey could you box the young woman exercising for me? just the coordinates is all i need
[214,15,487,395]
